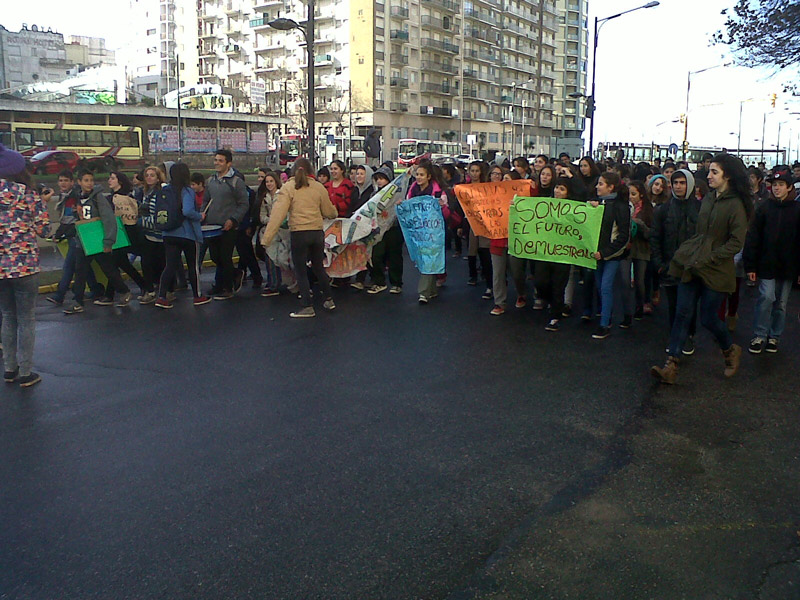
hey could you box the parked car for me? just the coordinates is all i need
[26,151,81,175]
[455,154,476,167]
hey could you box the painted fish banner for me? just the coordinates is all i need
[323,173,410,277]
[395,194,446,275]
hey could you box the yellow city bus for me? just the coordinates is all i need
[0,122,145,171]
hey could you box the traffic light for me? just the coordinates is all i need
[682,141,689,154]
[584,96,595,118]
[770,93,777,108]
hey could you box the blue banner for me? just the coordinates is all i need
[396,195,446,275]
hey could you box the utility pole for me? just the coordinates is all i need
[761,111,766,162]
[176,53,183,158]
[348,79,352,166]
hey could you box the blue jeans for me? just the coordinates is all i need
[753,278,792,340]
[668,279,732,357]
[595,259,621,327]
[0,274,39,376]
[54,238,104,302]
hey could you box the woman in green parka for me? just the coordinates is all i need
[651,153,753,384]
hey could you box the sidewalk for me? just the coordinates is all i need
[449,287,800,599]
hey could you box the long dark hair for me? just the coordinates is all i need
[599,171,629,203]
[579,156,600,179]
[538,165,557,195]
[469,160,489,183]
[416,159,446,191]
[258,170,282,201]
[169,162,191,192]
[330,159,347,180]
[293,157,314,188]
[628,180,653,226]
[110,171,133,196]
[712,152,754,220]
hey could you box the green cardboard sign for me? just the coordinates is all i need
[508,196,605,269]
[76,218,131,256]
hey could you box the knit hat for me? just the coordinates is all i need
[0,144,26,179]
[768,167,793,186]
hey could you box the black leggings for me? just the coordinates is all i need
[159,238,200,298]
[290,230,331,307]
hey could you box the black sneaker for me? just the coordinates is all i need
[467,278,477,286]
[45,296,63,306]
[592,326,611,339]
[619,315,633,329]
[561,304,572,318]
[634,308,644,321]
[545,319,560,332]
[748,337,766,354]
[18,372,41,388]
[4,367,19,383]
[766,338,779,353]
[681,336,696,356]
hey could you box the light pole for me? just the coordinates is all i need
[270,4,316,167]
[682,62,731,160]
[588,1,659,159]
[511,82,517,158]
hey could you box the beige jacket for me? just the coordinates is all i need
[260,178,337,247]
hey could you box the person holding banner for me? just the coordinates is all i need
[63,170,132,315]
[590,172,631,340]
[367,166,404,295]
[405,161,449,304]
[0,145,49,387]
[466,161,493,298]
[350,164,376,290]
[261,158,337,318]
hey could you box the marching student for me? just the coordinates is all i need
[590,172,631,339]
[256,170,297,297]
[350,164,376,290]
[651,153,751,384]
[105,171,148,302]
[154,163,210,309]
[63,169,131,314]
[627,180,653,320]
[743,167,800,354]
[135,165,167,304]
[465,160,493,299]
[261,158,337,318]
[406,161,450,304]
[367,166,404,295]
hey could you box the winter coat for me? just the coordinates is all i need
[742,189,800,281]
[78,185,118,250]
[668,189,749,293]
[0,179,49,279]
[136,186,163,242]
[203,169,250,227]
[162,185,203,243]
[629,202,652,261]
[596,193,630,261]
[350,165,376,215]
[325,178,355,217]
[261,178,337,247]
[650,195,701,285]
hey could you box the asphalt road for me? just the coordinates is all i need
[1,257,798,599]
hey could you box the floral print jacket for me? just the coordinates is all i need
[0,179,50,279]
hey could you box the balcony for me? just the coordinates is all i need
[224,43,242,55]
[421,15,453,32]
[466,48,497,63]
[375,51,385,61]
[300,54,335,68]
[390,5,409,18]
[255,64,280,73]
[390,77,409,88]
[200,47,216,59]
[249,17,271,30]
[390,54,409,66]
[422,60,458,74]
[420,106,453,117]
[376,0,384,12]
[389,102,408,112]
[421,38,459,54]
[463,69,495,83]
[466,27,497,44]
[376,75,385,85]
[254,43,284,54]
[428,0,459,12]
[464,8,495,26]
[375,99,385,109]
[421,82,454,95]
[200,31,221,40]
[390,30,409,42]
[473,111,498,121]
[224,3,242,16]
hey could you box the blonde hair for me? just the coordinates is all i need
[143,166,165,194]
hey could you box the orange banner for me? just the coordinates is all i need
[454,180,533,239]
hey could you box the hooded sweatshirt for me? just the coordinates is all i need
[743,187,800,280]
[0,180,49,278]
[350,164,375,215]
[79,184,118,250]
[650,169,700,284]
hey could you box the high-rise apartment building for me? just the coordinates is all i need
[122,0,200,102]
[552,0,588,159]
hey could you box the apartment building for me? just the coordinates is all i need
[552,0,588,159]
[122,0,200,102]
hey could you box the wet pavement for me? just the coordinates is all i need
[1,257,798,599]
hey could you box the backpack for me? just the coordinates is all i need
[154,184,184,231]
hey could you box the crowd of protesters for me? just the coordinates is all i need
[1,139,799,387]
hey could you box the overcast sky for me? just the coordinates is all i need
[3,0,799,159]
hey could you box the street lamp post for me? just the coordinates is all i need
[270,1,316,167]
[588,2,659,159]
[511,82,517,159]
[683,63,730,160]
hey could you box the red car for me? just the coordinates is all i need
[27,151,81,175]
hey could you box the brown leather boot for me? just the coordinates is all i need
[651,356,679,384]
[722,343,742,377]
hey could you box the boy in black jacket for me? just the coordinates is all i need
[743,167,800,354]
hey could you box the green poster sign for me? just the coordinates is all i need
[508,196,605,269]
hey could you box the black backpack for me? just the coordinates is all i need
[154,184,184,231]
